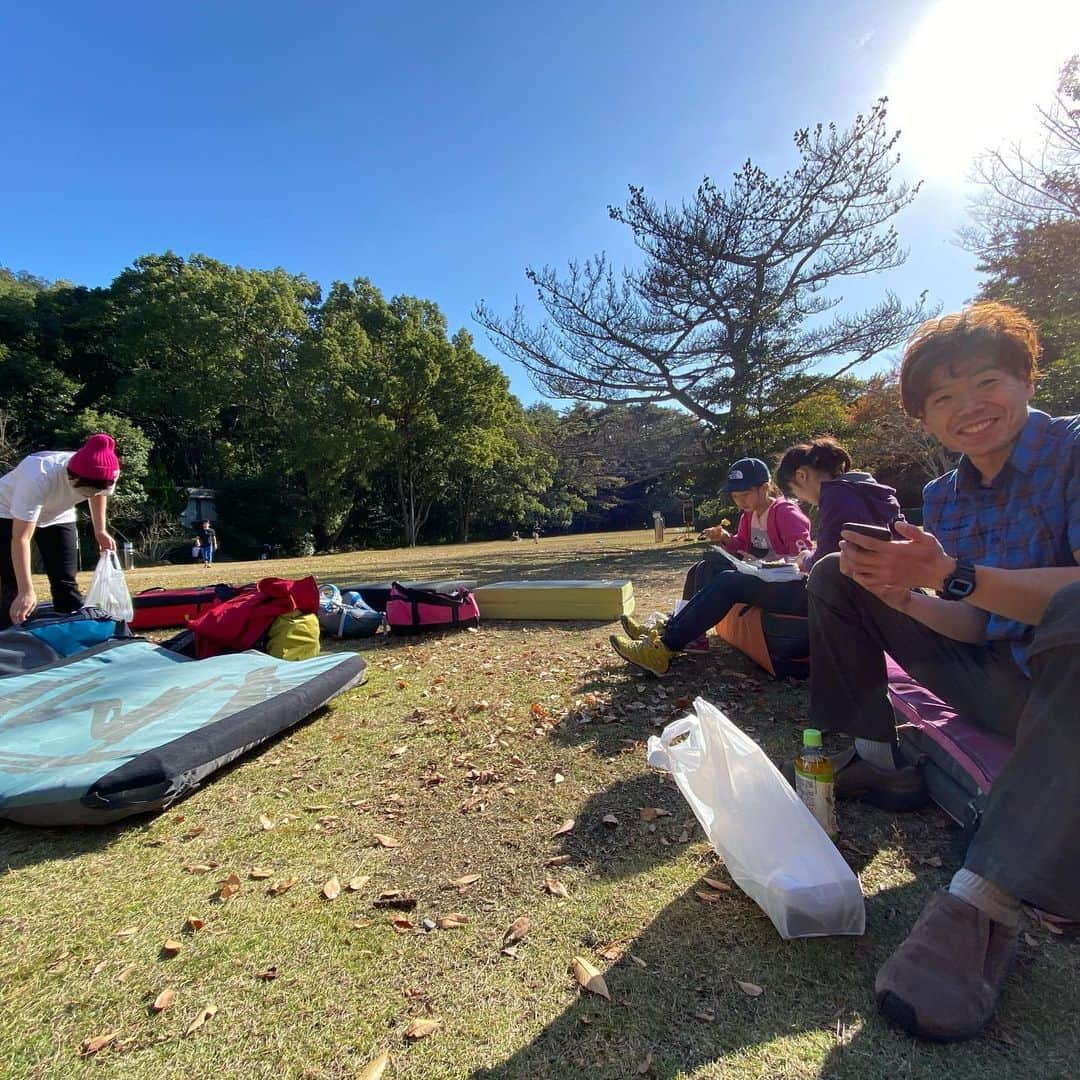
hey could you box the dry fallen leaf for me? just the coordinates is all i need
[571,956,611,1000]
[185,1004,218,1036]
[249,868,273,880]
[114,926,138,938]
[322,876,342,901]
[151,988,176,1012]
[183,864,216,875]
[737,980,764,997]
[373,834,401,848]
[551,819,575,838]
[374,891,418,910]
[545,854,572,867]
[258,814,274,831]
[702,877,731,892]
[267,877,298,896]
[597,942,625,962]
[390,918,414,933]
[544,878,569,898]
[446,873,481,890]
[161,939,183,956]
[639,807,672,822]
[695,890,722,904]
[255,966,279,981]
[358,1049,390,1080]
[504,916,530,945]
[348,875,371,892]
[602,814,619,828]
[637,1049,654,1074]
[217,873,241,902]
[404,1018,440,1040]
[116,965,135,983]
[437,913,468,930]
[79,1030,120,1056]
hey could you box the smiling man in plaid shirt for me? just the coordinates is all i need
[799,303,1080,1041]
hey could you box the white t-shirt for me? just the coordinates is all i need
[749,509,779,561]
[0,452,113,528]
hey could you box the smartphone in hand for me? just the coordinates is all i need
[841,522,893,542]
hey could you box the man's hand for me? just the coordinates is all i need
[95,529,116,553]
[11,589,37,625]
[839,520,956,593]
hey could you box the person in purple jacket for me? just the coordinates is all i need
[775,437,903,572]
[611,457,813,676]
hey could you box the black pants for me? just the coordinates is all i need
[662,566,807,651]
[807,553,1080,918]
[0,517,82,628]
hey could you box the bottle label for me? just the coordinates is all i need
[795,768,837,838]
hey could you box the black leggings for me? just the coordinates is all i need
[0,517,82,627]
[662,567,807,651]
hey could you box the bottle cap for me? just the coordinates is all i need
[802,728,823,748]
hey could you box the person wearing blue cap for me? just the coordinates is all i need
[611,456,812,675]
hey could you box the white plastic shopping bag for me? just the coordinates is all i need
[84,551,135,622]
[647,697,865,939]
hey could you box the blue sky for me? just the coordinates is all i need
[3,1,1075,403]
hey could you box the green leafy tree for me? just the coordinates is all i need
[60,409,153,526]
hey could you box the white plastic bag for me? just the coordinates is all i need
[84,551,134,622]
[646,697,865,939]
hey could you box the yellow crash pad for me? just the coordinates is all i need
[473,580,634,621]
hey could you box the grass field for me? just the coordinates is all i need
[2,530,1077,1079]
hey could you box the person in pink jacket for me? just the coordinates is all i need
[611,458,812,674]
[703,457,813,562]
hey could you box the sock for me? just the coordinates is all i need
[854,737,899,771]
[949,868,1021,927]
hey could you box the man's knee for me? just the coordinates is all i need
[806,552,847,603]
[1034,580,1080,648]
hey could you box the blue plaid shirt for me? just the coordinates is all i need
[924,410,1080,647]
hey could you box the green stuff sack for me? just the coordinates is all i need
[266,612,321,661]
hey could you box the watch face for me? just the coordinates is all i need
[946,577,976,599]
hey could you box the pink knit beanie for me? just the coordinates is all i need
[68,433,121,483]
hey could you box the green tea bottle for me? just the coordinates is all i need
[794,728,837,839]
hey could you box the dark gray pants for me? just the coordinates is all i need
[807,554,1080,918]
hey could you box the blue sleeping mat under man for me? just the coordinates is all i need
[0,613,366,826]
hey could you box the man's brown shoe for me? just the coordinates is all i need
[781,746,928,811]
[875,891,1019,1042]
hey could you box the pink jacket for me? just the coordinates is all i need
[724,498,812,558]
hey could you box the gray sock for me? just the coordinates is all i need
[949,867,1021,927]
[854,737,899,771]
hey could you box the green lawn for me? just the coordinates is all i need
[2,531,1076,1079]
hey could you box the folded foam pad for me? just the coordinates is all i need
[0,639,366,826]
[473,580,634,620]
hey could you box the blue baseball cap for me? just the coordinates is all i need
[724,457,771,492]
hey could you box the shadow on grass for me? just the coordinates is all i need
[472,770,1069,1079]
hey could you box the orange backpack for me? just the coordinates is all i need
[715,604,809,679]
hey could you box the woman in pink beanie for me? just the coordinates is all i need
[0,433,121,627]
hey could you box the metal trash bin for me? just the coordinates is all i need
[122,542,135,571]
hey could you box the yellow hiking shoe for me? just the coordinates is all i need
[610,633,675,676]
[620,613,666,640]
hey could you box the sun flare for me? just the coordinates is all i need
[888,0,1080,184]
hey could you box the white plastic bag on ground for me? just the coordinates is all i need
[84,551,134,622]
[647,697,865,939]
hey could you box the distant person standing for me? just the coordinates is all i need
[197,520,218,568]
[0,433,121,627]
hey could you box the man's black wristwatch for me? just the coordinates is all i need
[941,558,977,600]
